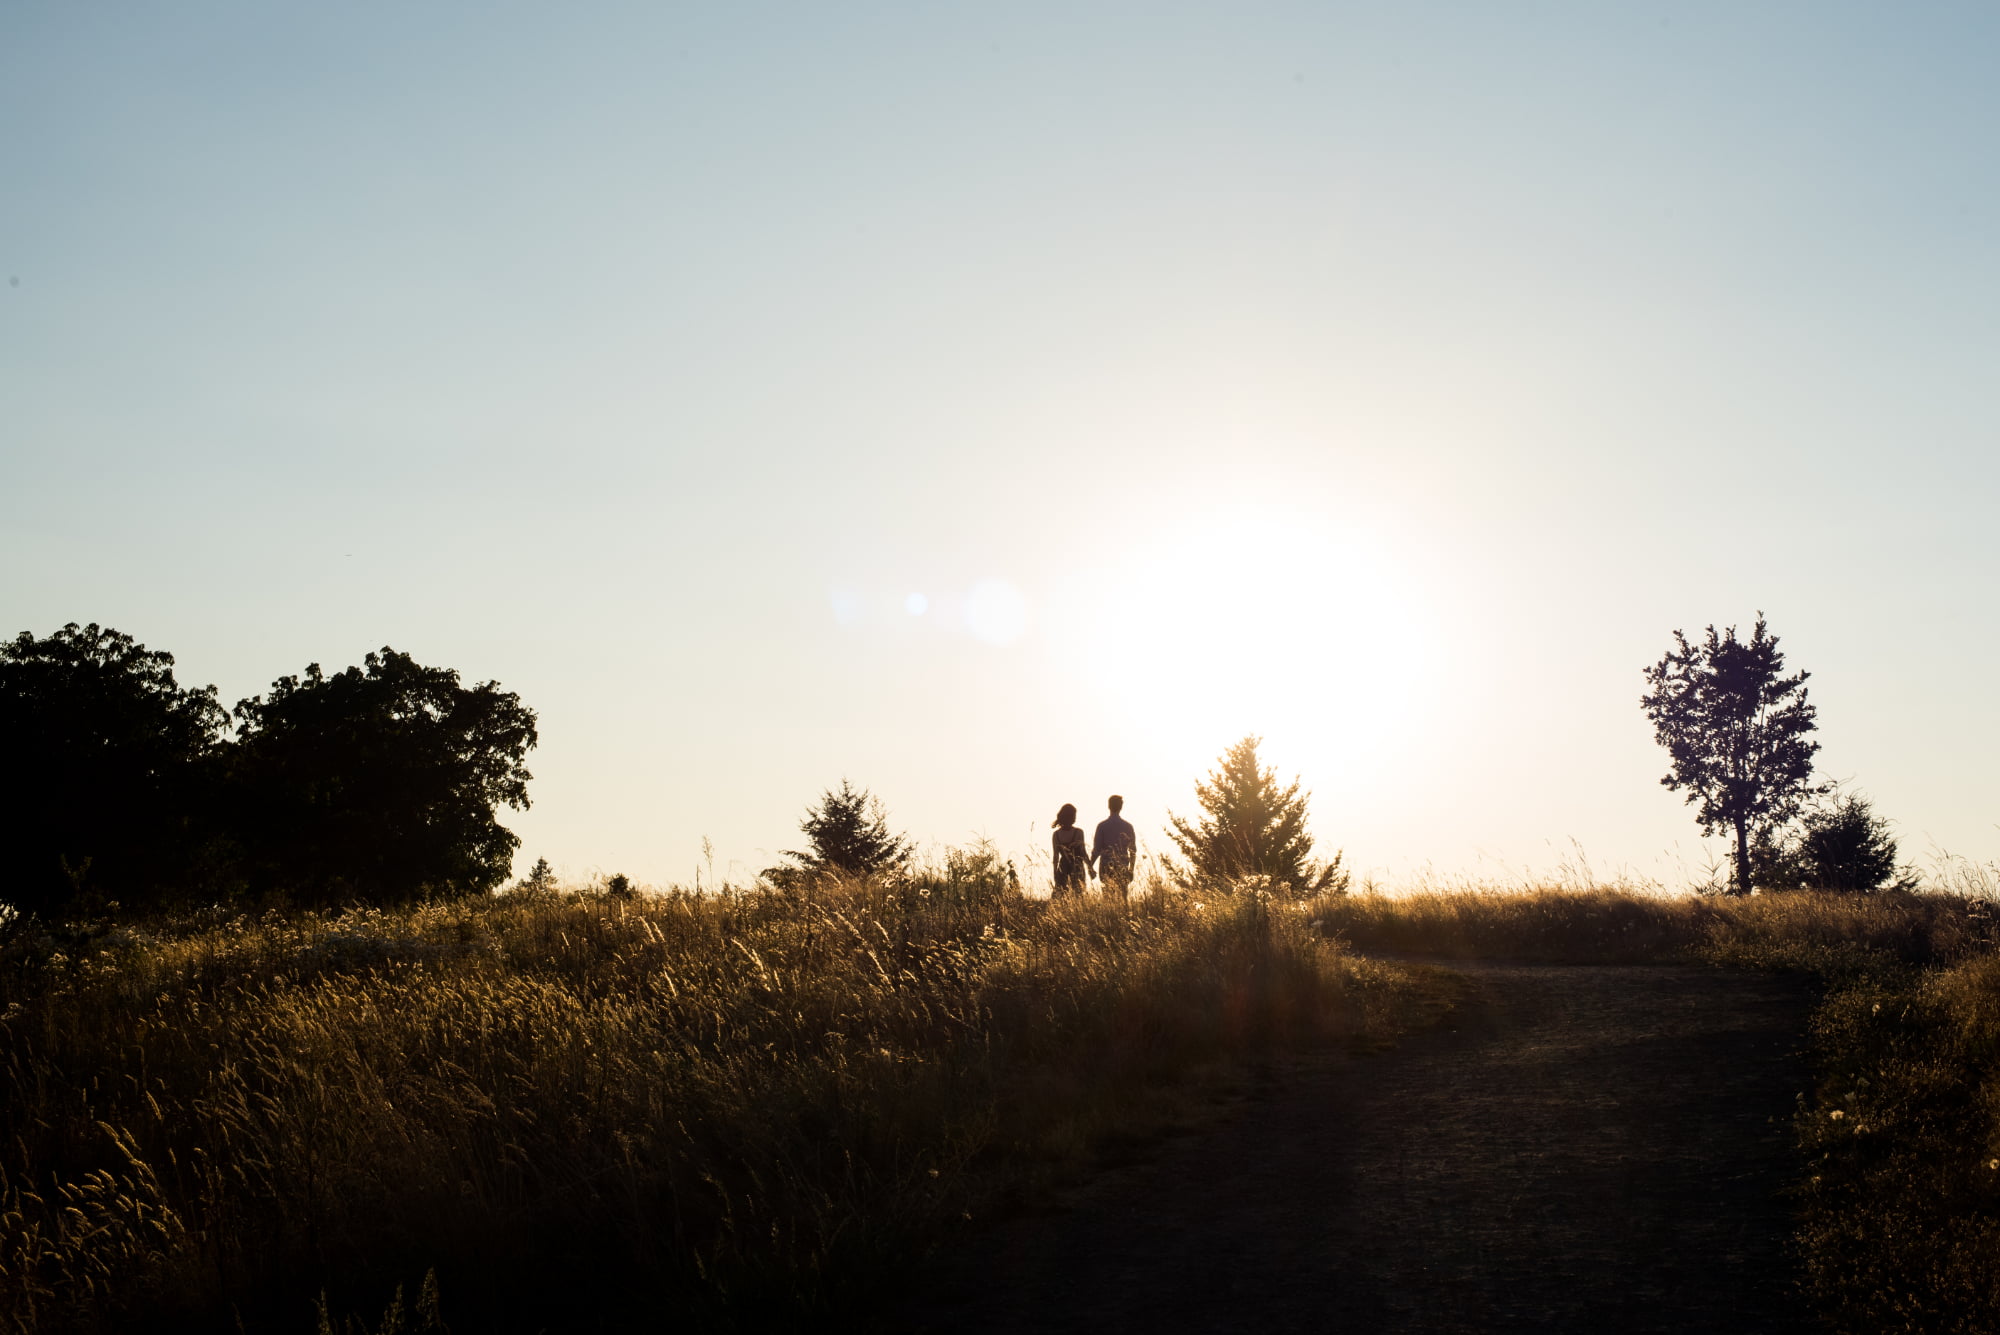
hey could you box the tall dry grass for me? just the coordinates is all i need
[1790,937,2000,1334]
[0,861,1428,1334]
[1316,884,1997,969]
[1316,886,1699,961]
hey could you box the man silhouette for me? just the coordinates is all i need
[1091,795,1137,901]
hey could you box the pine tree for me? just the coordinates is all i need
[1167,736,1347,896]
[1759,792,1908,893]
[764,779,912,886]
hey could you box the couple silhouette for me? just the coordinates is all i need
[1051,796,1136,901]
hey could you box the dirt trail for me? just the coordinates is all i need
[886,963,1811,1334]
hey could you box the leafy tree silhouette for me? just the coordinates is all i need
[0,623,228,917]
[1168,736,1347,896]
[230,648,538,905]
[765,780,911,886]
[1641,615,1824,896]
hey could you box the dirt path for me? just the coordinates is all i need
[885,962,1812,1334]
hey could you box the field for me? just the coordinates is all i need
[0,857,1436,1334]
[4,873,1999,1333]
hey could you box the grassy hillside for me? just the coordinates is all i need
[1319,885,2000,1334]
[8,876,1998,1333]
[0,861,1437,1334]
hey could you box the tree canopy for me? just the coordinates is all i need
[229,648,538,905]
[1167,736,1346,896]
[765,780,911,886]
[0,627,538,919]
[0,623,228,916]
[1641,615,1823,895]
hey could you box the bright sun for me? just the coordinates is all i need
[1076,515,1442,778]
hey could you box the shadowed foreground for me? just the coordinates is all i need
[889,963,1811,1335]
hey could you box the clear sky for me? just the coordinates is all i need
[7,3,2000,891]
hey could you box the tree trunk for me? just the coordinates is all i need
[1733,818,1752,896]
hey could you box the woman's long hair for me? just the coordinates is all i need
[1053,802,1077,829]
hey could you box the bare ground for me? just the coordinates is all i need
[882,962,1813,1334]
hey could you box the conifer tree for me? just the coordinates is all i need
[765,779,911,886]
[1168,736,1347,896]
[1757,792,1908,893]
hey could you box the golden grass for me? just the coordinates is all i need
[1792,944,2000,1334]
[14,871,1999,1333]
[1317,884,1993,968]
[0,864,1433,1334]
[1316,886,1700,961]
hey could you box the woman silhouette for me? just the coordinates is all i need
[1051,802,1088,900]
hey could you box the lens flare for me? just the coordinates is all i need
[965,579,1029,646]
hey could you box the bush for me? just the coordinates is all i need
[1755,793,1912,894]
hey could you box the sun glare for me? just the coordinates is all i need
[1077,517,1441,778]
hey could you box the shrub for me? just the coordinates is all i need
[1756,792,1912,893]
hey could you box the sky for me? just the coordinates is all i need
[6,2,2000,891]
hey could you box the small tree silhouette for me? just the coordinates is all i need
[1641,614,1824,895]
[1168,736,1347,896]
[1758,792,1908,893]
[765,780,912,886]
